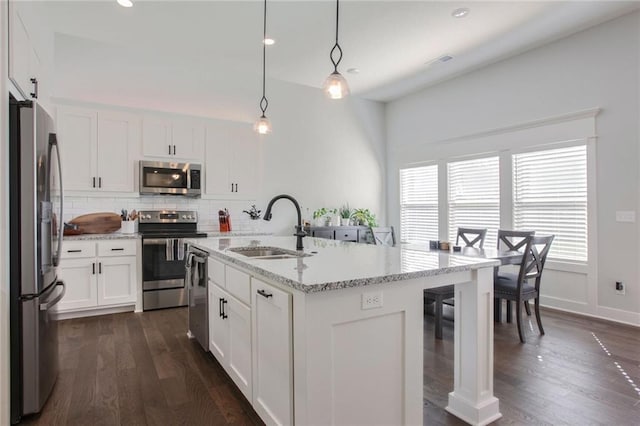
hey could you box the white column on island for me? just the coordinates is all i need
[447,266,502,425]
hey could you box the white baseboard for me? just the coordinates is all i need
[540,298,640,327]
[53,304,135,320]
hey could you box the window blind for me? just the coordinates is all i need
[399,165,438,243]
[513,145,587,262]
[448,156,500,248]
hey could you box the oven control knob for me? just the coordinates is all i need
[145,214,151,220]
[182,215,187,219]
[187,215,193,220]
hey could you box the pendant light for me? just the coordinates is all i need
[323,0,350,99]
[254,0,272,134]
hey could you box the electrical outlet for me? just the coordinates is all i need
[361,291,383,310]
[615,281,625,295]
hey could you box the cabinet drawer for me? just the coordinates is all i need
[61,241,96,259]
[98,240,137,257]
[334,229,358,241]
[312,230,334,239]
[208,257,225,286]
[225,265,251,306]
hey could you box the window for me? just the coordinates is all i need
[399,165,438,243]
[448,156,500,248]
[513,145,587,262]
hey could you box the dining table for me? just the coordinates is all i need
[402,243,525,322]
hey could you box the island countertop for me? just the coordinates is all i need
[187,236,500,293]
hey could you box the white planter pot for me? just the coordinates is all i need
[340,218,350,226]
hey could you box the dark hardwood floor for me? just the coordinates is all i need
[424,306,640,425]
[20,306,640,425]
[20,308,263,426]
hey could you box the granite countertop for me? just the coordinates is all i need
[64,230,271,241]
[63,233,141,241]
[187,236,500,294]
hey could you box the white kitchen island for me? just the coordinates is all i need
[188,236,502,426]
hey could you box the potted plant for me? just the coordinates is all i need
[351,208,378,227]
[339,204,352,226]
[313,208,329,226]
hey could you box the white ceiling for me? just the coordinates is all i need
[40,1,638,118]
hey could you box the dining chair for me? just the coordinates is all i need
[371,227,396,247]
[495,229,536,321]
[494,235,554,343]
[424,227,487,339]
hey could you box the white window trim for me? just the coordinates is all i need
[396,109,598,275]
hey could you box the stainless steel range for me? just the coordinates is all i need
[139,210,207,310]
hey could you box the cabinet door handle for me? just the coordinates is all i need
[219,298,224,318]
[98,177,102,188]
[92,263,95,275]
[221,298,228,319]
[30,78,38,99]
[93,177,96,188]
[98,262,102,274]
[173,145,176,155]
[257,289,273,299]
[235,183,238,192]
[67,249,81,253]
[230,183,233,193]
[169,145,172,155]
[110,248,124,251]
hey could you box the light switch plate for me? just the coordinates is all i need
[615,211,636,223]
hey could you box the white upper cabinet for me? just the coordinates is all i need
[142,115,204,160]
[96,111,139,192]
[8,1,47,104]
[204,121,259,198]
[8,1,36,100]
[57,106,139,193]
[57,107,98,192]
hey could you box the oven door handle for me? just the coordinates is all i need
[143,239,172,245]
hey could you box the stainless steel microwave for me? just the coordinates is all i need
[139,161,202,197]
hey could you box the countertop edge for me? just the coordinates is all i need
[188,240,501,294]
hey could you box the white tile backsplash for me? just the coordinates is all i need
[58,195,258,231]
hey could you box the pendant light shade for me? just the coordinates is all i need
[323,0,349,99]
[255,0,272,134]
[254,114,272,135]
[323,71,350,100]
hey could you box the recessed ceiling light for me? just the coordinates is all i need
[451,8,469,18]
[347,68,360,74]
[263,38,275,46]
[117,0,133,7]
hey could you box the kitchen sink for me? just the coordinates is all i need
[227,246,311,259]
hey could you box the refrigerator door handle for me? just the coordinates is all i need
[48,134,64,267]
[39,281,66,311]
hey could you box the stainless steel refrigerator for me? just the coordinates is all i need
[9,96,65,424]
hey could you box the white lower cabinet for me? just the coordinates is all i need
[251,278,293,426]
[56,240,138,314]
[209,281,252,401]
[207,261,293,425]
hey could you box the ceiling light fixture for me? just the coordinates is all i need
[263,38,275,46]
[117,0,133,8]
[322,0,349,99]
[451,8,469,18]
[254,0,272,135]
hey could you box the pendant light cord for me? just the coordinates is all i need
[329,0,343,72]
[259,0,268,116]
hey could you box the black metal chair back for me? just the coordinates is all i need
[456,227,487,248]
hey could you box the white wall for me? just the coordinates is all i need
[1,1,11,423]
[256,79,387,235]
[386,11,640,324]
